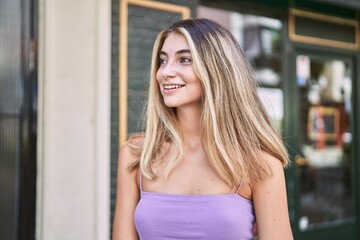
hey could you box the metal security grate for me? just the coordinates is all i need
[0,0,23,239]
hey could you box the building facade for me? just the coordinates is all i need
[0,0,359,239]
[1,0,111,239]
[111,1,360,239]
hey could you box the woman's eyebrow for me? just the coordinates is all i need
[159,51,167,56]
[175,49,191,55]
[159,49,191,56]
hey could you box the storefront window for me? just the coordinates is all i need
[296,55,354,229]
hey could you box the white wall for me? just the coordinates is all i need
[37,0,111,239]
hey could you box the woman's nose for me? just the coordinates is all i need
[162,62,177,77]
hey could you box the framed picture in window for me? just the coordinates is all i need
[307,106,340,141]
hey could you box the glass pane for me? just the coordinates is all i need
[296,55,353,230]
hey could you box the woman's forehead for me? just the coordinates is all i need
[161,33,190,53]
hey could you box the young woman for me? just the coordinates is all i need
[112,18,293,240]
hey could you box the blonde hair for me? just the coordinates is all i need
[139,18,289,186]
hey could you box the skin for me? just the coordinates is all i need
[112,143,140,240]
[112,33,293,240]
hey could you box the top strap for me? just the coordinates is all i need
[139,173,143,192]
[234,181,243,194]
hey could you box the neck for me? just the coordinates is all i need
[176,105,202,150]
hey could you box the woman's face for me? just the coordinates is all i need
[156,33,203,109]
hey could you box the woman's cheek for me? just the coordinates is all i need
[155,69,162,84]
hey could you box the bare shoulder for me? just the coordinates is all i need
[118,132,145,168]
[252,151,286,193]
[240,152,284,200]
[261,151,285,176]
[252,151,293,239]
[127,132,146,149]
[113,133,145,240]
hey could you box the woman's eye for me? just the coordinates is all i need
[179,57,191,63]
[159,58,167,65]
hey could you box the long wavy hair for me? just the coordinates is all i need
[137,18,289,186]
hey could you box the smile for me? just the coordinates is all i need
[163,84,185,90]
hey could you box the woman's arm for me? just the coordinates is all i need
[112,144,140,240]
[252,153,293,240]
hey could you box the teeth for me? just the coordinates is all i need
[163,84,184,90]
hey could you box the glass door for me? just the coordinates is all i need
[294,53,357,239]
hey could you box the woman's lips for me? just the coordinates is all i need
[162,84,185,94]
[163,84,185,90]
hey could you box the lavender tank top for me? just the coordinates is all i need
[134,175,255,240]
